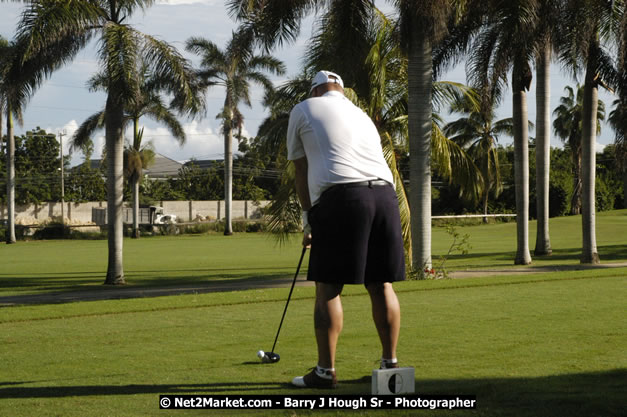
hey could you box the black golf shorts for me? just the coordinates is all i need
[307,183,406,285]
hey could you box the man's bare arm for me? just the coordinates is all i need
[293,157,311,211]
[293,157,312,247]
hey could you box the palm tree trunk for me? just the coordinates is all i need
[105,93,126,284]
[132,174,140,238]
[481,159,490,224]
[482,187,489,224]
[0,107,3,153]
[224,113,234,236]
[512,64,532,265]
[571,149,582,215]
[132,119,140,239]
[5,108,16,244]
[580,62,600,264]
[534,42,552,255]
[623,170,627,209]
[408,25,432,274]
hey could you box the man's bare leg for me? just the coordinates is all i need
[314,282,344,369]
[366,282,400,360]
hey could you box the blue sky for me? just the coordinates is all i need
[1,0,617,167]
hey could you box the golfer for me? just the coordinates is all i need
[287,70,405,389]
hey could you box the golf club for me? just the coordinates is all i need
[258,246,307,364]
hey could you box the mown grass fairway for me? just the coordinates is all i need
[1,233,307,297]
[1,210,626,297]
[0,273,625,416]
[0,210,626,416]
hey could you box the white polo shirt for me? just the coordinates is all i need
[287,91,394,205]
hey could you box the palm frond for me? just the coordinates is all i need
[226,0,319,50]
[99,22,141,97]
[185,37,226,68]
[304,0,378,94]
[142,32,201,116]
[247,54,286,76]
[432,81,480,113]
[71,110,106,152]
[87,70,108,93]
[144,102,186,144]
[432,122,483,202]
[17,0,102,59]
[264,161,302,244]
[116,0,156,17]
[381,131,412,267]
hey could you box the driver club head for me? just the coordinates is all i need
[263,352,280,363]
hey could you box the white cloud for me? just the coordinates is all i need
[51,120,106,166]
[140,120,224,162]
[57,117,245,167]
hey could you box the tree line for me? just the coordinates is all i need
[1,127,624,217]
[2,0,626,284]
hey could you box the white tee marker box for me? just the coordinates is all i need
[371,367,415,395]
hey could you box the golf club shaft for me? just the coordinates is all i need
[270,246,307,354]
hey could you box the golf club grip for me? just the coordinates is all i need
[270,247,307,354]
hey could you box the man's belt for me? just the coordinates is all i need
[334,179,390,189]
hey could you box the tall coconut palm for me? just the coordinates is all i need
[558,0,624,264]
[72,63,190,238]
[0,36,15,245]
[465,0,541,265]
[444,88,515,222]
[609,7,627,207]
[553,85,605,215]
[0,37,5,154]
[394,0,474,272]
[609,100,627,206]
[534,34,553,255]
[534,0,564,256]
[18,0,199,283]
[186,30,285,235]
[1,34,64,244]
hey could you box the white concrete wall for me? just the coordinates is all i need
[1,200,269,224]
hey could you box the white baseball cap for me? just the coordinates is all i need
[310,70,344,92]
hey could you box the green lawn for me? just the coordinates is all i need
[1,209,626,297]
[0,210,626,416]
[0,273,625,416]
[432,209,627,270]
[1,233,307,296]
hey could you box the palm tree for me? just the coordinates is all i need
[558,0,624,264]
[553,85,605,215]
[124,130,155,238]
[394,0,475,272]
[0,36,14,244]
[72,64,189,238]
[609,8,627,208]
[186,30,285,236]
[609,100,627,207]
[18,0,199,283]
[1,34,61,244]
[464,0,541,265]
[444,88,514,222]
[534,0,564,256]
[0,37,5,153]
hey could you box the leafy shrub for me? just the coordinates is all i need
[245,221,266,233]
[596,176,617,212]
[32,224,71,239]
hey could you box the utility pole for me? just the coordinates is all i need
[59,130,66,226]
